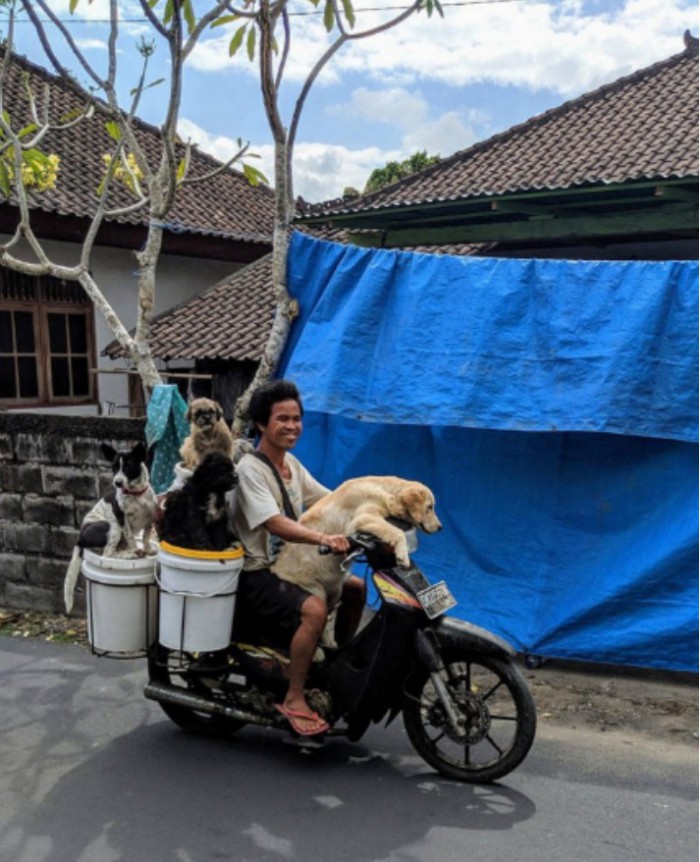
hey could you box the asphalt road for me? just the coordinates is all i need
[0,637,696,862]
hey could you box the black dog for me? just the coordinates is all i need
[159,452,238,551]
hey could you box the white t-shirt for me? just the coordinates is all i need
[231,452,328,571]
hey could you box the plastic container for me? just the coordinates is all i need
[82,550,158,657]
[156,542,244,652]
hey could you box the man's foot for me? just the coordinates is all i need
[274,702,330,736]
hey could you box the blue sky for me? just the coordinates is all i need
[8,0,698,202]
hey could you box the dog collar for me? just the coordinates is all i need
[122,486,150,496]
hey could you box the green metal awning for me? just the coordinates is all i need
[296,178,698,249]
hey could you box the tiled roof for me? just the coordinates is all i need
[1,50,275,244]
[300,43,699,220]
[104,253,275,361]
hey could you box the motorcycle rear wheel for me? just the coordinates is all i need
[147,645,247,738]
[403,651,536,784]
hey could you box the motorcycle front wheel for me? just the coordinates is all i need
[403,651,536,784]
[147,645,247,738]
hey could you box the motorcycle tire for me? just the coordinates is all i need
[147,645,247,738]
[403,650,536,784]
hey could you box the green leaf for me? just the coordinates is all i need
[340,0,355,28]
[0,160,11,198]
[163,0,174,26]
[105,121,122,142]
[229,24,247,57]
[182,0,196,34]
[211,14,240,29]
[23,147,49,170]
[323,0,334,33]
[147,0,160,8]
[246,26,256,61]
[434,0,444,17]
[17,123,38,140]
[69,0,80,14]
[242,163,268,187]
[130,77,165,97]
[176,157,187,183]
[59,107,88,124]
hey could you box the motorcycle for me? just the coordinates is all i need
[144,522,537,784]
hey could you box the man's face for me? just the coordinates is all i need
[258,399,302,451]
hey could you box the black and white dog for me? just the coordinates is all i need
[158,452,238,552]
[63,442,158,613]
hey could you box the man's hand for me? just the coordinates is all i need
[320,534,351,555]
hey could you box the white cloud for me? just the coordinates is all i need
[187,0,694,96]
[74,38,107,51]
[401,109,481,158]
[330,0,694,96]
[178,116,396,202]
[342,87,428,129]
[333,86,486,160]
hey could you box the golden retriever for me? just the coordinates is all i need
[179,397,234,470]
[272,476,442,609]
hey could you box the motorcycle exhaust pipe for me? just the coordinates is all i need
[144,680,278,728]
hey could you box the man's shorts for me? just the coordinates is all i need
[234,567,312,649]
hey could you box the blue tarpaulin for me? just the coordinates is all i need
[279,233,699,672]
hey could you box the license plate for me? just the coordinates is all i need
[417,581,457,619]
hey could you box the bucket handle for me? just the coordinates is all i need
[155,563,239,599]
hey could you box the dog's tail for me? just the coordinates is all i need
[63,547,83,615]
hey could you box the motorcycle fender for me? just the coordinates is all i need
[432,616,516,658]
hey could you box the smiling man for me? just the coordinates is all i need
[232,379,362,736]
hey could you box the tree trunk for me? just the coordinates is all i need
[231,138,296,438]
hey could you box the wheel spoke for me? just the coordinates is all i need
[485,733,505,756]
[482,679,505,701]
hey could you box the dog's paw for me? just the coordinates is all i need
[396,550,411,568]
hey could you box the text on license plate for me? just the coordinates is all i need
[417,581,457,619]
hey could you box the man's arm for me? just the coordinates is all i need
[265,514,350,555]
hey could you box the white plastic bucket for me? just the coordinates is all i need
[82,550,158,656]
[156,543,244,652]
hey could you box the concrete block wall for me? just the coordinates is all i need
[0,413,145,615]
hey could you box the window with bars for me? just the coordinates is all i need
[0,269,96,407]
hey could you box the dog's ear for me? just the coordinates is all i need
[101,443,117,463]
[132,442,147,461]
[397,486,426,523]
[215,404,223,421]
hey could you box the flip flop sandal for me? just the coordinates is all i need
[274,703,330,736]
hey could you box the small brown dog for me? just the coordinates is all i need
[179,397,234,470]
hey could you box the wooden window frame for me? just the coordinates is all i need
[0,270,97,409]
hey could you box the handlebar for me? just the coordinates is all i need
[317,533,381,556]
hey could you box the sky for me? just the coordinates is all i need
[7,0,698,202]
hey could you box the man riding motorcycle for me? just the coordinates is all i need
[231,379,366,736]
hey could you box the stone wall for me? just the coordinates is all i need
[0,413,145,615]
